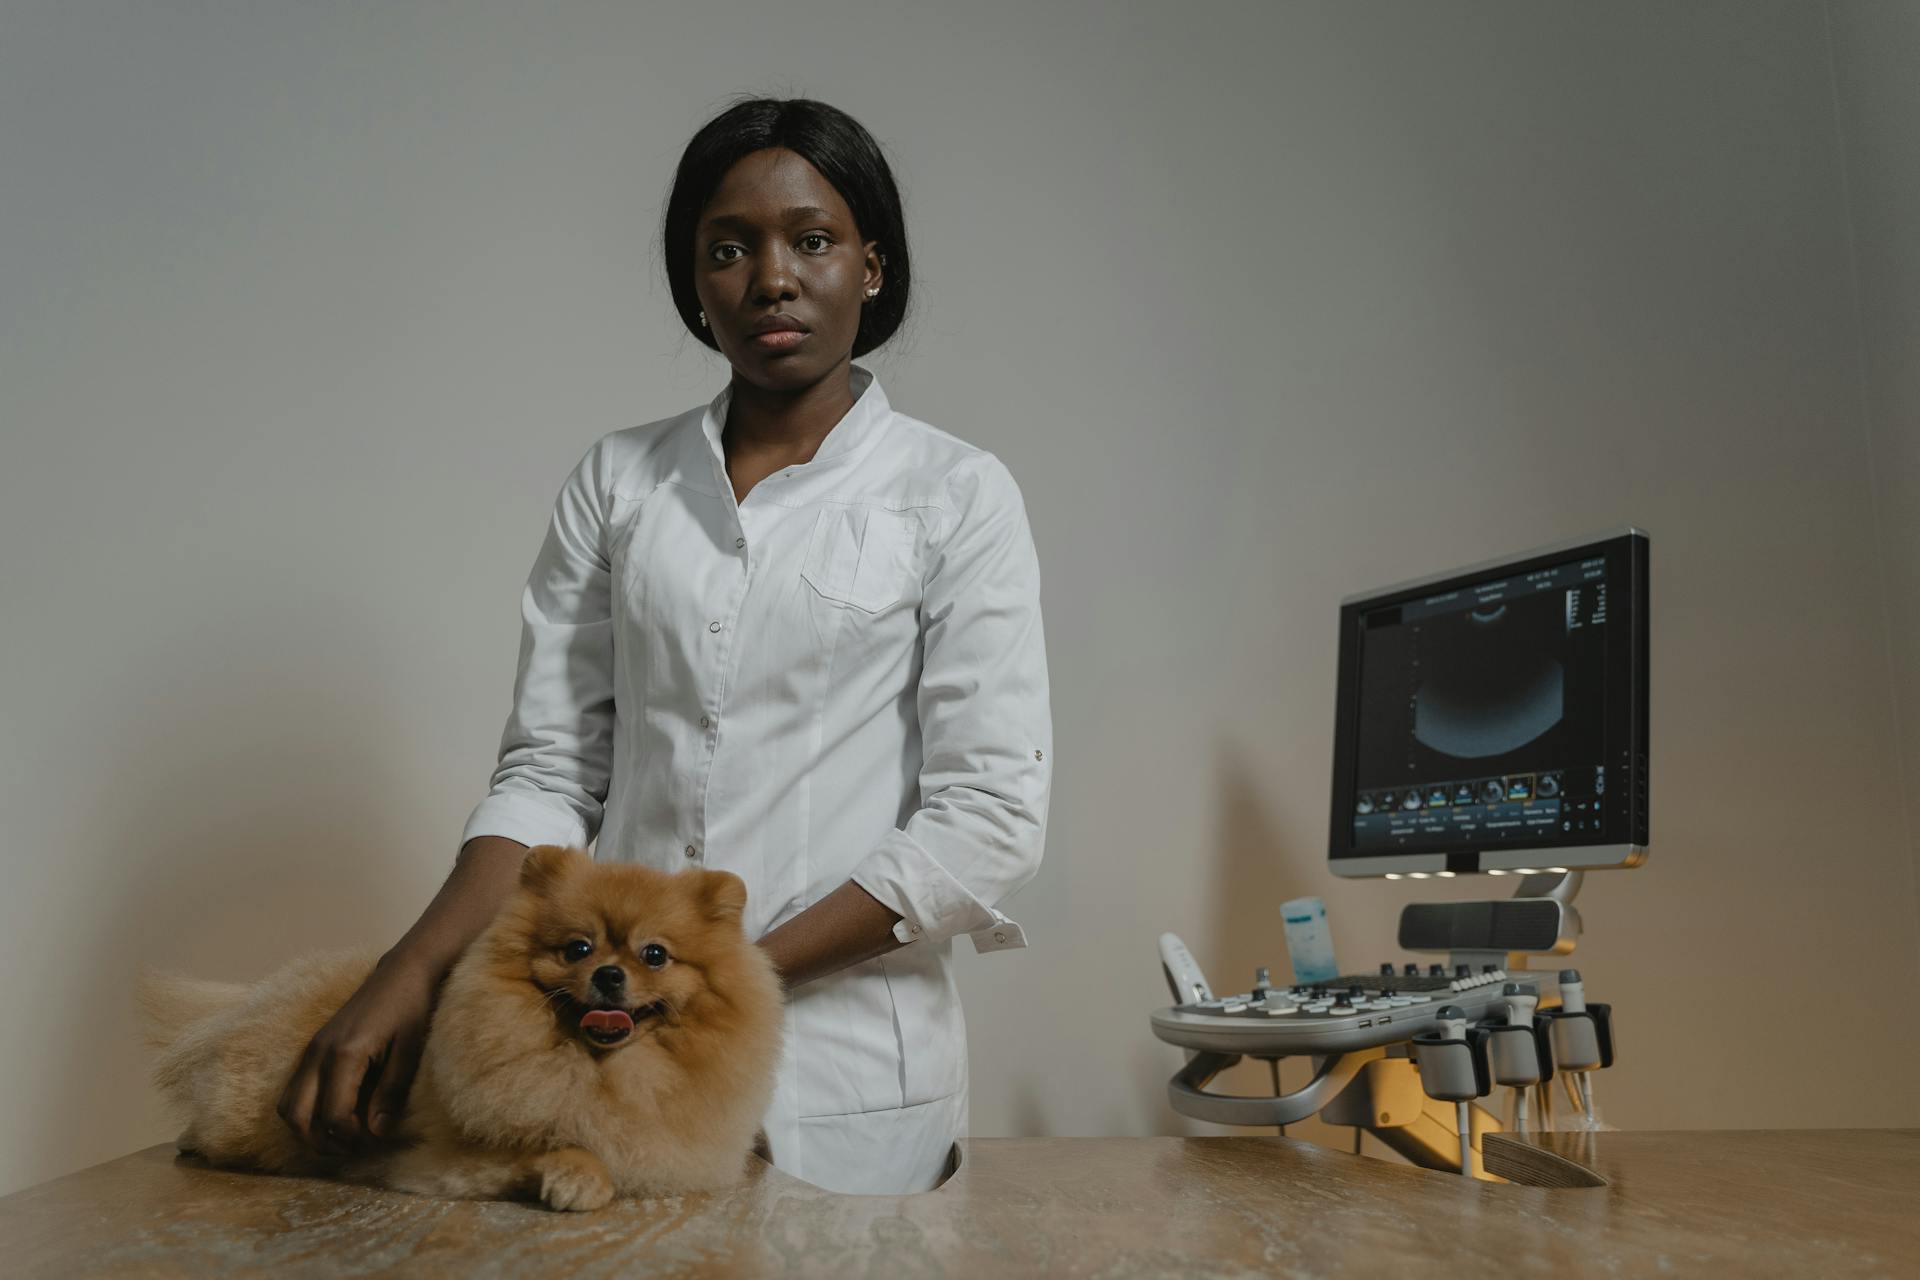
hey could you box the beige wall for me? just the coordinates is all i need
[1830,1,1920,996]
[2,1,1916,1194]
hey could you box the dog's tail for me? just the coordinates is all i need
[136,971,250,1053]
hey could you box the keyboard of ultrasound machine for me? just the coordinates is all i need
[1150,963,1533,1054]
[1184,965,1519,1018]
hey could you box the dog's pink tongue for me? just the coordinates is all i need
[580,1009,633,1033]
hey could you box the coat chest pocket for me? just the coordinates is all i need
[801,506,915,613]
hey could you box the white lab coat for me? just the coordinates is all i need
[461,365,1052,1193]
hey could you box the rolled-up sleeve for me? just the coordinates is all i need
[461,439,617,852]
[850,451,1052,953]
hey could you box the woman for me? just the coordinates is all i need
[275,97,1052,1195]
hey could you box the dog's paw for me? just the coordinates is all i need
[537,1148,614,1212]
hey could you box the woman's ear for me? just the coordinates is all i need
[519,845,584,896]
[700,869,748,923]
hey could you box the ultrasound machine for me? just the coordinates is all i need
[1149,530,1647,1177]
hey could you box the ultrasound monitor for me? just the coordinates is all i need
[1328,530,1648,877]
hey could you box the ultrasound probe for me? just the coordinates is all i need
[1555,970,1601,1127]
[1496,983,1541,1135]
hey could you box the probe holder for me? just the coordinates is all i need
[1410,1030,1491,1104]
[1486,1021,1550,1087]
[1540,1003,1614,1073]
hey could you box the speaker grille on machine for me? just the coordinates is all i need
[1398,899,1563,952]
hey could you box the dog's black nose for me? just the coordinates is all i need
[592,965,626,993]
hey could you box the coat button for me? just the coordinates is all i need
[684,844,697,858]
[708,621,722,633]
[699,715,711,729]
[993,931,1007,944]
[735,537,746,549]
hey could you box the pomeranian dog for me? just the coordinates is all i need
[138,845,785,1211]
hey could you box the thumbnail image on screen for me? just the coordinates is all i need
[1351,555,1610,851]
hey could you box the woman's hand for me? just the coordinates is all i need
[276,951,438,1157]
[755,880,904,991]
[269,835,529,1158]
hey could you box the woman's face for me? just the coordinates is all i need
[693,147,883,393]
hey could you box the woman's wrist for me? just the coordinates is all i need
[374,943,445,988]
[755,934,794,991]
[373,837,530,989]
[755,880,902,991]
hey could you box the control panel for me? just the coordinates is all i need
[1150,961,1557,1056]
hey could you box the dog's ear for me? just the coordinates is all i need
[699,869,747,924]
[519,845,583,896]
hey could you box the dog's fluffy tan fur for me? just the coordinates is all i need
[139,847,785,1210]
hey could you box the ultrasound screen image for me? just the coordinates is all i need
[1410,604,1564,758]
[1351,556,1609,851]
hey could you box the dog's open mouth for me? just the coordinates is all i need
[578,1000,665,1048]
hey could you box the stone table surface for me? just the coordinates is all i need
[2,1130,1915,1278]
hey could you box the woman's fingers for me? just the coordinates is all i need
[274,962,439,1155]
[313,1047,372,1156]
[365,1031,422,1140]
[275,1042,324,1150]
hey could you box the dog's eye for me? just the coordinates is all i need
[641,943,668,969]
[563,939,593,962]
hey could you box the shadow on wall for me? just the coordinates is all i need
[1007,1080,1049,1140]
[28,606,425,1182]
[1137,740,1399,1155]
[1128,742,1323,1137]
[1207,744,1316,999]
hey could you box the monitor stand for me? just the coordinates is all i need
[1510,867,1582,957]
[1403,868,1585,974]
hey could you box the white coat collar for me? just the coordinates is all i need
[694,364,892,494]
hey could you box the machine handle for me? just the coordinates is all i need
[1167,1051,1368,1127]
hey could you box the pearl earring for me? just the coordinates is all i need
[864,287,880,299]
[698,309,708,328]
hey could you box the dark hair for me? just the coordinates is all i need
[663,97,911,359]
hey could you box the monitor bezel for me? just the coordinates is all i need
[1328,529,1649,878]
